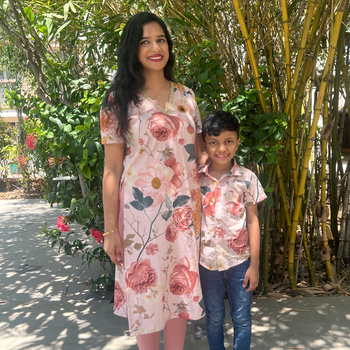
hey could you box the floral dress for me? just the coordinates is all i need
[100,82,204,336]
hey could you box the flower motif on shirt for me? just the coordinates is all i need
[203,188,221,217]
[216,225,226,238]
[169,257,198,297]
[173,83,185,93]
[165,224,178,243]
[147,112,184,141]
[227,228,249,255]
[134,161,177,207]
[125,259,158,294]
[225,201,244,218]
[100,106,120,138]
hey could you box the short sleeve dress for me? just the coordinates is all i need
[100,82,204,336]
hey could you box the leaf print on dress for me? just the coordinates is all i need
[134,162,177,207]
[169,257,198,297]
[147,112,184,141]
[125,259,158,294]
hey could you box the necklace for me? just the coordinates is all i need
[144,81,167,105]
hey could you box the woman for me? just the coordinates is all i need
[100,12,204,350]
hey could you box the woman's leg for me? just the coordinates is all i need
[199,264,226,350]
[226,259,252,350]
[164,318,187,350]
[136,332,159,350]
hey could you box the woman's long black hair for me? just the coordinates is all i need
[101,12,175,144]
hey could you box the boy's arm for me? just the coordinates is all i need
[243,203,260,292]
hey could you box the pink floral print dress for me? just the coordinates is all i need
[100,82,204,336]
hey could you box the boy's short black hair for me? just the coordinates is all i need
[202,110,240,142]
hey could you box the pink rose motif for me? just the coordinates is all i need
[216,225,226,239]
[147,112,184,141]
[171,162,184,177]
[190,189,198,202]
[203,188,221,217]
[138,138,144,146]
[226,201,243,216]
[145,243,158,255]
[178,138,185,145]
[166,225,178,243]
[227,228,249,255]
[173,205,193,231]
[135,161,177,207]
[169,257,198,297]
[100,106,119,132]
[125,259,158,294]
[193,296,199,302]
[114,281,126,310]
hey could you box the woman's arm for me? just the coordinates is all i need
[195,133,208,166]
[103,143,125,265]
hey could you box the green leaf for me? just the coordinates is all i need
[173,195,190,208]
[56,20,71,35]
[23,7,34,22]
[81,166,91,179]
[79,204,91,219]
[210,75,219,90]
[198,70,209,85]
[46,18,53,35]
[83,149,88,160]
[267,152,278,164]
[64,244,72,256]
[69,2,77,13]
[47,131,54,138]
[265,192,274,207]
[64,3,70,20]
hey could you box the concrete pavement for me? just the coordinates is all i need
[1,199,350,350]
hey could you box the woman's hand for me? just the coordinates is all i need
[104,231,124,267]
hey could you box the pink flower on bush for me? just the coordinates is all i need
[227,228,249,255]
[145,243,158,255]
[147,112,184,141]
[17,155,28,169]
[169,257,198,297]
[90,228,104,244]
[114,281,126,310]
[173,205,193,231]
[56,215,70,232]
[125,259,158,294]
[26,134,37,150]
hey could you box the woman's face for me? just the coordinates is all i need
[138,22,169,74]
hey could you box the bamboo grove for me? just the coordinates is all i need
[149,0,350,293]
[1,0,350,294]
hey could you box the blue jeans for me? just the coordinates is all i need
[199,259,252,350]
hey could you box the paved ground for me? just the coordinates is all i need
[1,199,350,350]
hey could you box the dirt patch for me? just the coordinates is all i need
[0,178,43,200]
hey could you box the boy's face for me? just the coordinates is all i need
[203,130,240,169]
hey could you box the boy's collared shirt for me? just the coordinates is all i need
[198,161,267,271]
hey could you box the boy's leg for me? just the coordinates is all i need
[199,264,226,350]
[136,332,159,350]
[226,259,252,350]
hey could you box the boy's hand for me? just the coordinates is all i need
[243,265,259,292]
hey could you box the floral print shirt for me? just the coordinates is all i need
[100,82,204,336]
[198,161,266,271]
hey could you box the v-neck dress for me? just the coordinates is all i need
[100,82,204,336]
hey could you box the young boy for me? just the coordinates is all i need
[198,111,266,350]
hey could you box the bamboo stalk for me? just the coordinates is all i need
[288,2,347,290]
[263,206,272,294]
[284,0,317,116]
[281,0,291,89]
[232,0,267,113]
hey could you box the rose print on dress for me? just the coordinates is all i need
[165,224,178,243]
[147,112,184,141]
[227,228,249,255]
[145,243,158,255]
[172,205,193,231]
[169,257,198,297]
[125,259,158,294]
[114,281,126,310]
